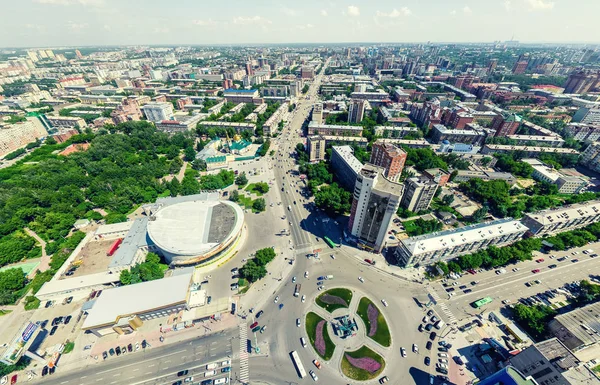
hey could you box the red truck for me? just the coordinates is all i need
[106,238,123,256]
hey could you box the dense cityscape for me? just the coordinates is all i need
[1,2,600,385]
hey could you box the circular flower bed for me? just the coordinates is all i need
[306,312,335,360]
[315,288,353,312]
[356,297,391,347]
[341,345,385,381]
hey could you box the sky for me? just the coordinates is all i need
[1,0,599,48]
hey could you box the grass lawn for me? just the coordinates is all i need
[315,288,353,313]
[237,194,255,210]
[63,341,75,354]
[305,312,335,361]
[403,220,418,234]
[356,297,391,347]
[341,345,386,381]
[245,183,267,196]
[24,296,40,311]
[593,364,600,374]
[0,309,13,316]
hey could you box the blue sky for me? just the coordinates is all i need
[1,0,598,47]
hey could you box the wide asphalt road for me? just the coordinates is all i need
[38,330,236,385]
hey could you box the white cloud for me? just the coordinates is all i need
[320,9,328,16]
[450,10,457,15]
[35,0,104,6]
[66,21,88,31]
[463,5,472,14]
[376,7,412,18]
[232,16,272,25]
[526,0,554,10]
[193,19,219,27]
[347,5,360,16]
[281,7,296,16]
[504,0,512,11]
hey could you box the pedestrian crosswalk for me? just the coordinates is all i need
[428,289,458,325]
[238,323,249,384]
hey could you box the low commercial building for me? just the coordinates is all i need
[308,122,363,137]
[45,116,86,129]
[453,170,517,185]
[522,159,587,194]
[373,126,420,138]
[223,89,260,104]
[330,145,363,190]
[155,114,202,133]
[482,144,580,157]
[262,102,288,136]
[508,338,600,385]
[196,121,256,134]
[141,102,174,123]
[81,269,194,337]
[395,219,527,267]
[430,124,487,146]
[548,301,600,353]
[521,200,600,237]
[506,134,565,147]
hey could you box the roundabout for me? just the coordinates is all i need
[306,287,392,381]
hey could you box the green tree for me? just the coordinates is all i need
[229,190,240,202]
[169,157,184,174]
[253,198,266,212]
[191,158,207,171]
[120,269,132,285]
[235,173,248,187]
[183,146,196,162]
[314,183,352,215]
[442,194,454,206]
[239,260,267,282]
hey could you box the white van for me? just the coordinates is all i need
[434,320,445,330]
[300,337,307,348]
[204,370,216,377]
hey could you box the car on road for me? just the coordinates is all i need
[274,296,279,303]
[177,370,189,377]
[301,295,306,303]
[438,353,448,358]
[121,345,127,355]
[259,325,267,333]
[304,271,309,278]
[64,315,72,324]
[572,259,579,263]
[250,322,259,329]
[536,258,545,263]
[401,347,407,357]
[426,341,432,350]
[502,299,512,304]
[292,276,296,283]
[425,357,431,366]
[10,376,16,385]
[141,340,147,349]
[548,264,557,269]
[309,370,318,381]
[437,367,448,375]
[207,296,212,305]
[437,363,448,370]
[50,325,58,336]
[200,380,212,385]
[296,318,301,327]
[430,332,437,340]
[102,351,108,360]
[379,376,389,383]
[413,344,418,353]
[184,377,194,383]
[358,276,364,283]
[41,366,48,376]
[256,310,264,318]
[313,359,322,369]
[463,289,473,294]
[532,269,541,273]
[115,346,121,355]
[252,326,261,333]
[418,324,424,332]
[172,381,182,385]
[221,367,231,373]
[279,303,284,310]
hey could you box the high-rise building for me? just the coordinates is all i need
[348,165,404,252]
[307,136,326,162]
[222,79,233,90]
[563,70,599,94]
[348,99,366,124]
[27,51,39,62]
[75,49,83,59]
[572,107,600,125]
[401,177,438,213]
[477,367,537,385]
[331,146,364,190]
[141,102,174,122]
[312,103,324,124]
[492,112,521,137]
[369,141,406,182]
[245,62,253,76]
[512,61,528,74]
[488,58,498,73]
[581,142,600,173]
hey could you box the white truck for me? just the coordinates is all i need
[206,363,218,370]
[294,284,301,297]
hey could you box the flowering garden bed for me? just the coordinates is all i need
[341,345,385,380]
[356,297,391,347]
[305,312,335,360]
[315,288,353,312]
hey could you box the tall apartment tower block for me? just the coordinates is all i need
[348,99,366,124]
[369,141,407,182]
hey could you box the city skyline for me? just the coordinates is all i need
[2,0,600,48]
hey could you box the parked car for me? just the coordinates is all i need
[313,359,322,369]
[49,326,58,336]
[256,310,264,318]
[64,315,72,324]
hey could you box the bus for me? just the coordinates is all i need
[323,236,339,249]
[472,297,493,309]
[290,350,307,378]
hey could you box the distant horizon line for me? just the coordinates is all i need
[2,40,600,50]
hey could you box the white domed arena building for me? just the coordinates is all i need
[143,193,244,266]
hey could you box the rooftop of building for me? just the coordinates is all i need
[432,124,485,135]
[109,217,150,270]
[399,218,526,256]
[522,199,600,226]
[332,145,364,173]
[484,144,580,154]
[308,121,364,130]
[81,269,193,330]
[551,301,600,347]
[360,164,404,196]
[372,140,406,156]
[507,134,565,142]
